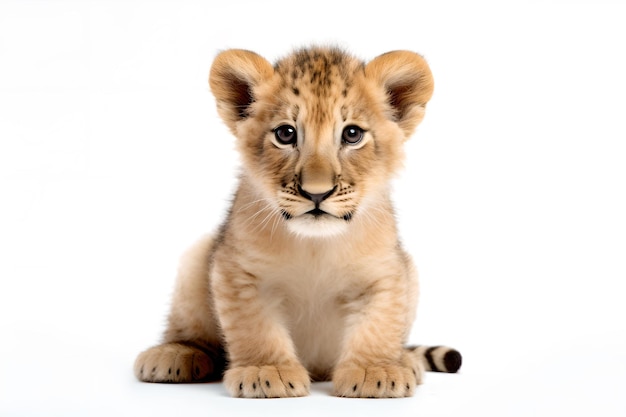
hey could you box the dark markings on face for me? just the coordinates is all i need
[255,132,266,157]
[276,47,361,99]
[274,48,367,128]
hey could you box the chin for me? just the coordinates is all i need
[285,214,349,238]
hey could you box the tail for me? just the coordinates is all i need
[408,345,462,373]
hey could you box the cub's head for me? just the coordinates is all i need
[209,47,433,238]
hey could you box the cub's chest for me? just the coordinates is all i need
[256,257,356,306]
[235,235,382,310]
[254,260,357,374]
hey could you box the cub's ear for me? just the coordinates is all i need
[365,51,434,138]
[209,49,274,132]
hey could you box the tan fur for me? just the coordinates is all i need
[134,46,460,398]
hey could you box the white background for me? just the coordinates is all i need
[1,0,625,416]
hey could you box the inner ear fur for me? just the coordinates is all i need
[209,49,274,132]
[365,51,434,137]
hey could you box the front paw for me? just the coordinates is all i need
[224,364,310,398]
[134,343,214,382]
[333,361,423,398]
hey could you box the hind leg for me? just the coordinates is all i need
[134,235,225,382]
[134,342,223,382]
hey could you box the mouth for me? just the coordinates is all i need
[281,208,353,222]
[281,207,354,237]
[306,208,327,217]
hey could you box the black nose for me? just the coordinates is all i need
[298,185,336,206]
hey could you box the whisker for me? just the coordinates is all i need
[237,197,274,213]
[250,205,283,235]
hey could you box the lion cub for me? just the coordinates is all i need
[134,46,461,398]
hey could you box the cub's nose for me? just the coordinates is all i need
[298,185,336,206]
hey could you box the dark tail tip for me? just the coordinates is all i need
[443,349,462,373]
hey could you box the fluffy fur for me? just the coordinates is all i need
[134,46,461,398]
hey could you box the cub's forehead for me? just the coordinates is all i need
[273,47,365,96]
[266,47,374,125]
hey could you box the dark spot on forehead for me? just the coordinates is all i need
[276,47,361,85]
[273,47,365,123]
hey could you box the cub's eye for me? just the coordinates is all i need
[342,125,364,145]
[274,125,297,145]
